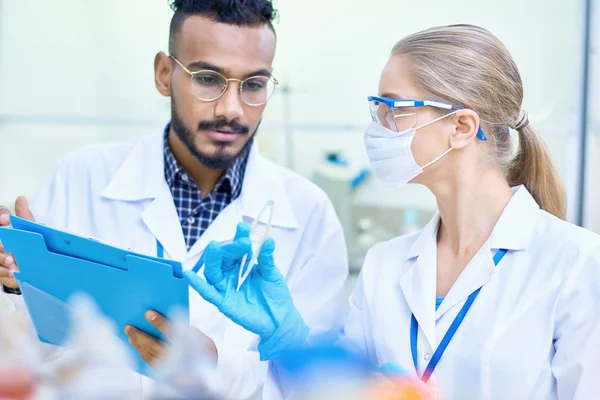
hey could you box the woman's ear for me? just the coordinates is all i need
[449,109,480,150]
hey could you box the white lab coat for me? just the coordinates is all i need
[340,186,600,400]
[4,132,348,399]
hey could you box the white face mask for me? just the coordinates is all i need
[363,111,457,187]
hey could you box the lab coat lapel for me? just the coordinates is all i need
[237,145,298,230]
[101,133,187,261]
[435,186,539,319]
[399,215,439,349]
[186,145,299,262]
[102,134,300,264]
[141,187,187,262]
[434,248,495,319]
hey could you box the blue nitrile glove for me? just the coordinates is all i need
[184,222,310,361]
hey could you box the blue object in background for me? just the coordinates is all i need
[276,344,374,383]
[350,167,371,189]
[0,216,189,376]
[275,344,410,392]
[325,152,350,166]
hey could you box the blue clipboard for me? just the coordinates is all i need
[0,216,189,376]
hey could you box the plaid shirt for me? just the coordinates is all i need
[163,126,248,250]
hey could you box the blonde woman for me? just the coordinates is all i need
[186,24,600,399]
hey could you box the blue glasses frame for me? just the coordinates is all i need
[368,96,487,141]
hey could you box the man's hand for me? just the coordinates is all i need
[0,196,35,289]
[124,311,217,368]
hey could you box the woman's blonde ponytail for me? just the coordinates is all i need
[506,112,566,219]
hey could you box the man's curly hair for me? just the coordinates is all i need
[169,0,279,53]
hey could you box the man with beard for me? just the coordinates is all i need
[0,0,348,398]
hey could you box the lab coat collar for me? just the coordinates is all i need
[101,134,163,202]
[405,185,539,262]
[101,132,298,259]
[238,143,299,230]
[489,185,540,251]
[405,212,440,262]
[399,217,439,349]
[400,185,541,343]
[436,186,540,318]
[399,212,497,341]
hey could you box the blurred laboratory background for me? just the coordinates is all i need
[0,1,598,281]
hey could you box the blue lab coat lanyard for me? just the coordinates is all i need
[410,248,508,383]
[156,240,205,273]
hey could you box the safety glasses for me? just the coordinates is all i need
[368,96,487,140]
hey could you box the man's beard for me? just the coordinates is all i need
[170,99,257,170]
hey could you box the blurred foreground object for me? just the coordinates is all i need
[365,375,434,400]
[0,289,140,399]
[0,293,434,400]
[0,368,36,400]
[37,292,140,399]
[277,345,433,400]
[151,309,228,400]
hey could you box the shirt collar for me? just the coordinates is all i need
[163,123,247,199]
[101,128,300,232]
[406,185,540,261]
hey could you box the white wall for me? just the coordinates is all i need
[266,0,588,217]
[0,0,591,228]
[0,1,172,206]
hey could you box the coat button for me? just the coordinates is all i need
[424,353,431,361]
